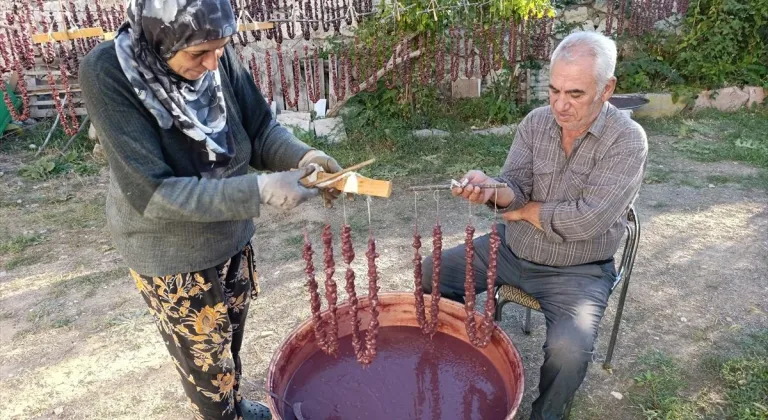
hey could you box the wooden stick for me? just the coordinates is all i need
[32,27,105,44]
[309,172,392,198]
[35,111,62,157]
[32,22,275,44]
[302,158,376,188]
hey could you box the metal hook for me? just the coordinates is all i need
[366,195,373,231]
[468,198,473,225]
[342,194,348,226]
[434,190,440,223]
[413,191,419,231]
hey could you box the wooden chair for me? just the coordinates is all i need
[492,206,641,419]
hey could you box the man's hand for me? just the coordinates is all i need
[451,170,497,204]
[298,150,345,208]
[502,201,543,230]
[257,167,320,211]
[451,170,515,207]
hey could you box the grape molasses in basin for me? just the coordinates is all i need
[267,292,524,420]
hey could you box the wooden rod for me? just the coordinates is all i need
[32,22,276,44]
[408,183,507,191]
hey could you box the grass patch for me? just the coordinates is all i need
[638,107,768,170]
[4,254,43,270]
[305,118,512,180]
[0,233,44,255]
[678,178,703,188]
[644,168,675,185]
[631,332,768,419]
[719,331,768,419]
[50,267,128,299]
[5,120,103,181]
[50,317,75,329]
[22,196,107,231]
[630,350,702,419]
[706,174,734,185]
[736,171,768,190]
[284,234,305,247]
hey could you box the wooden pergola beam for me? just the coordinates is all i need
[31,22,275,44]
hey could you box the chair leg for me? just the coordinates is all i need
[603,276,631,370]
[523,308,532,334]
[493,289,505,322]
[494,300,505,322]
[563,396,574,419]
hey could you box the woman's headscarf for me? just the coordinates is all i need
[115,0,237,162]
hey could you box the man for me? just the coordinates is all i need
[421,31,647,419]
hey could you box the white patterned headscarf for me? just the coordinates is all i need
[115,0,237,162]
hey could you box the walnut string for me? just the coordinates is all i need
[303,226,339,357]
[362,196,381,363]
[463,189,500,348]
[412,191,442,337]
[340,198,380,366]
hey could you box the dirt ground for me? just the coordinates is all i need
[0,131,766,420]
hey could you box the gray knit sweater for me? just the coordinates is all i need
[80,42,311,276]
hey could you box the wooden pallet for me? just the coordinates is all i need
[24,71,86,119]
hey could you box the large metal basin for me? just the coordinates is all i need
[266,292,524,419]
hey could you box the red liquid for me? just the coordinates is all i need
[282,326,510,420]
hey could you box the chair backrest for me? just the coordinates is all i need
[613,206,641,291]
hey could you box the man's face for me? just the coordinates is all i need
[549,55,615,133]
[166,37,231,80]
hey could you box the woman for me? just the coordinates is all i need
[80,1,341,419]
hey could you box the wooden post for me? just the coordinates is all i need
[328,56,337,109]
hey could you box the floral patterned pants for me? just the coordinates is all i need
[130,244,259,420]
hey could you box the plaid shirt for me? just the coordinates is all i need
[496,103,647,267]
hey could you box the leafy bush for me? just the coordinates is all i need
[675,0,768,88]
[616,0,767,93]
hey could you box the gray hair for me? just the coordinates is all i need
[550,31,617,91]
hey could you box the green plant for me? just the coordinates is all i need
[631,351,698,419]
[0,233,44,255]
[18,148,100,181]
[616,52,684,93]
[719,331,768,419]
[721,357,768,419]
[18,157,60,180]
[615,30,685,94]
[675,0,768,88]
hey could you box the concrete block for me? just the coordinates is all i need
[694,90,714,111]
[472,125,517,136]
[745,86,766,108]
[314,118,346,143]
[412,129,451,139]
[564,7,590,24]
[711,87,749,112]
[451,79,481,99]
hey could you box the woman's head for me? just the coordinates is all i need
[127,0,236,79]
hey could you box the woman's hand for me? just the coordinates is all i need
[298,150,346,207]
[257,166,320,211]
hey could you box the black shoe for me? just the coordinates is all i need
[238,399,272,420]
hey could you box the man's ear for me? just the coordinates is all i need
[601,76,617,102]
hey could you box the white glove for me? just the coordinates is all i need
[257,166,319,211]
[298,149,349,208]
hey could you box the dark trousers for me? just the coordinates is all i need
[131,244,258,420]
[421,224,615,420]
